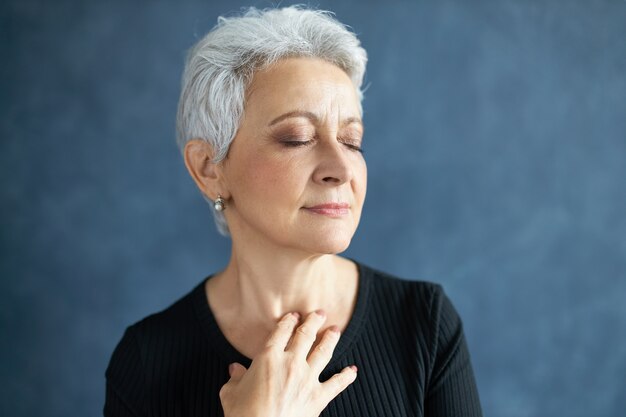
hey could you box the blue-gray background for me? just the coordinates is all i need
[1,0,625,416]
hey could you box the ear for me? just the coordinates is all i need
[183,139,229,201]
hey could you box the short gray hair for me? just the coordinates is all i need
[176,5,368,237]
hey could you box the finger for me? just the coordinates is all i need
[307,325,341,374]
[264,312,300,351]
[228,362,247,381]
[319,366,358,404]
[288,309,327,359]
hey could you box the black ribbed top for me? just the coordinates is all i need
[104,260,482,416]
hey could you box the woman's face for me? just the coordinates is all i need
[220,57,367,254]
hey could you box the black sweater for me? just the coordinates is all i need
[104,260,482,416]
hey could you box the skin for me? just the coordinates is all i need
[183,57,366,415]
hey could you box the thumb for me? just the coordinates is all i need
[228,362,247,380]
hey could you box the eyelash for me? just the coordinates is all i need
[282,140,364,154]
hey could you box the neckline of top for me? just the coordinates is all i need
[191,257,372,368]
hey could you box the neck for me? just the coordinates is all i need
[212,238,353,333]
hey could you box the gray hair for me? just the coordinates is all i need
[176,5,368,237]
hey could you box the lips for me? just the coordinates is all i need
[304,202,350,217]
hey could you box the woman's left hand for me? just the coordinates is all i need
[218,310,358,417]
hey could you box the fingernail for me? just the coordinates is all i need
[315,309,326,317]
[291,312,301,319]
[329,325,340,334]
[228,363,235,374]
[350,365,358,372]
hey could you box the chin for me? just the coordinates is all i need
[315,240,351,255]
[299,228,354,254]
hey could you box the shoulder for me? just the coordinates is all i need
[106,279,206,373]
[359,261,446,313]
[129,279,206,344]
[105,280,210,411]
[357,261,462,338]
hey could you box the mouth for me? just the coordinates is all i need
[303,203,350,217]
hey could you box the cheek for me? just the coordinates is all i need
[355,159,368,197]
[361,160,368,183]
[235,152,304,200]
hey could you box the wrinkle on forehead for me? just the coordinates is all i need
[243,57,361,126]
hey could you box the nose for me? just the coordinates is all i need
[312,139,353,186]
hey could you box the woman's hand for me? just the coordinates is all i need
[219,310,358,417]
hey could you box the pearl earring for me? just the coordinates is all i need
[214,195,226,212]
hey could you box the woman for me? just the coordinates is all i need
[105,6,482,417]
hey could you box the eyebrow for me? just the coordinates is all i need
[268,110,363,128]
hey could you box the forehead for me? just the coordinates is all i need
[244,57,361,121]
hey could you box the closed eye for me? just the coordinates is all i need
[282,141,313,147]
[281,140,363,153]
[342,142,364,153]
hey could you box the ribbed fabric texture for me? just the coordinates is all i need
[104,260,482,416]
